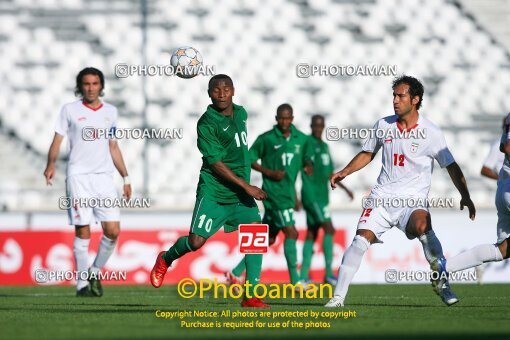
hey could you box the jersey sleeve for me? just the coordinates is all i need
[361,120,382,154]
[197,120,226,165]
[108,107,119,140]
[432,130,455,168]
[483,141,502,170]
[54,105,69,137]
[249,135,265,163]
[302,137,314,164]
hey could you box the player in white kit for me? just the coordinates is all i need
[445,113,510,277]
[481,139,505,180]
[475,118,506,282]
[325,75,476,307]
[44,67,131,297]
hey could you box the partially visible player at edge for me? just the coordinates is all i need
[480,117,505,180]
[150,74,269,308]
[44,67,132,297]
[300,115,354,286]
[325,75,476,308]
[445,112,510,277]
[226,104,314,291]
[475,117,505,283]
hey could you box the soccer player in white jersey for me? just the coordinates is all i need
[445,113,510,280]
[44,67,131,297]
[325,75,476,307]
[475,118,505,283]
[481,118,506,180]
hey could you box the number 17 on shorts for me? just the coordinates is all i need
[238,224,269,254]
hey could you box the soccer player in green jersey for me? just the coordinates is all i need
[226,104,314,291]
[300,115,353,286]
[150,74,269,308]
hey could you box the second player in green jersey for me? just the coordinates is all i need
[300,115,353,286]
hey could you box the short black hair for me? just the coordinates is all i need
[311,114,325,125]
[392,75,424,110]
[208,74,233,89]
[75,67,105,97]
[276,103,293,116]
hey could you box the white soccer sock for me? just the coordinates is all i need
[446,244,504,273]
[418,230,444,264]
[91,235,117,274]
[333,235,370,298]
[74,237,90,290]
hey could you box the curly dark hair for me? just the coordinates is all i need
[74,67,105,97]
[392,75,424,110]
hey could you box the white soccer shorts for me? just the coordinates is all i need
[356,197,428,243]
[65,173,120,226]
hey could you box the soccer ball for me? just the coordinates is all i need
[170,46,203,79]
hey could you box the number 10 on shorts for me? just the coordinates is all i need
[238,224,269,254]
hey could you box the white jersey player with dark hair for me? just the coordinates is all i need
[445,113,510,278]
[325,75,476,308]
[44,67,131,297]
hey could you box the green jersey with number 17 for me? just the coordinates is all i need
[250,124,312,210]
[196,104,252,204]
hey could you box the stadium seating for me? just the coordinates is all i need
[1,0,509,211]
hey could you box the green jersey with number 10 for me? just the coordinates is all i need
[196,104,252,203]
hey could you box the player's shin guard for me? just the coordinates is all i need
[284,239,300,284]
[323,234,334,277]
[162,236,192,265]
[333,235,370,298]
[418,230,444,265]
[73,237,90,290]
[90,235,117,274]
[244,254,262,297]
[300,239,314,281]
[446,244,504,273]
[232,258,246,277]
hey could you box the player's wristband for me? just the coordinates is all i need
[123,176,131,185]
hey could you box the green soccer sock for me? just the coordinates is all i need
[284,238,300,284]
[244,254,262,298]
[162,236,192,265]
[231,258,246,277]
[323,234,334,277]
[301,239,314,281]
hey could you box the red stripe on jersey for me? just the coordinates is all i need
[82,101,104,111]
[396,120,419,132]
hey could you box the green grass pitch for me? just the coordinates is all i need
[0,284,509,339]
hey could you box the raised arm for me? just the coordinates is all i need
[446,162,476,220]
[44,133,64,186]
[330,151,374,189]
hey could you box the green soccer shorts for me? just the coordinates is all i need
[189,195,261,239]
[263,207,295,237]
[304,202,331,228]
